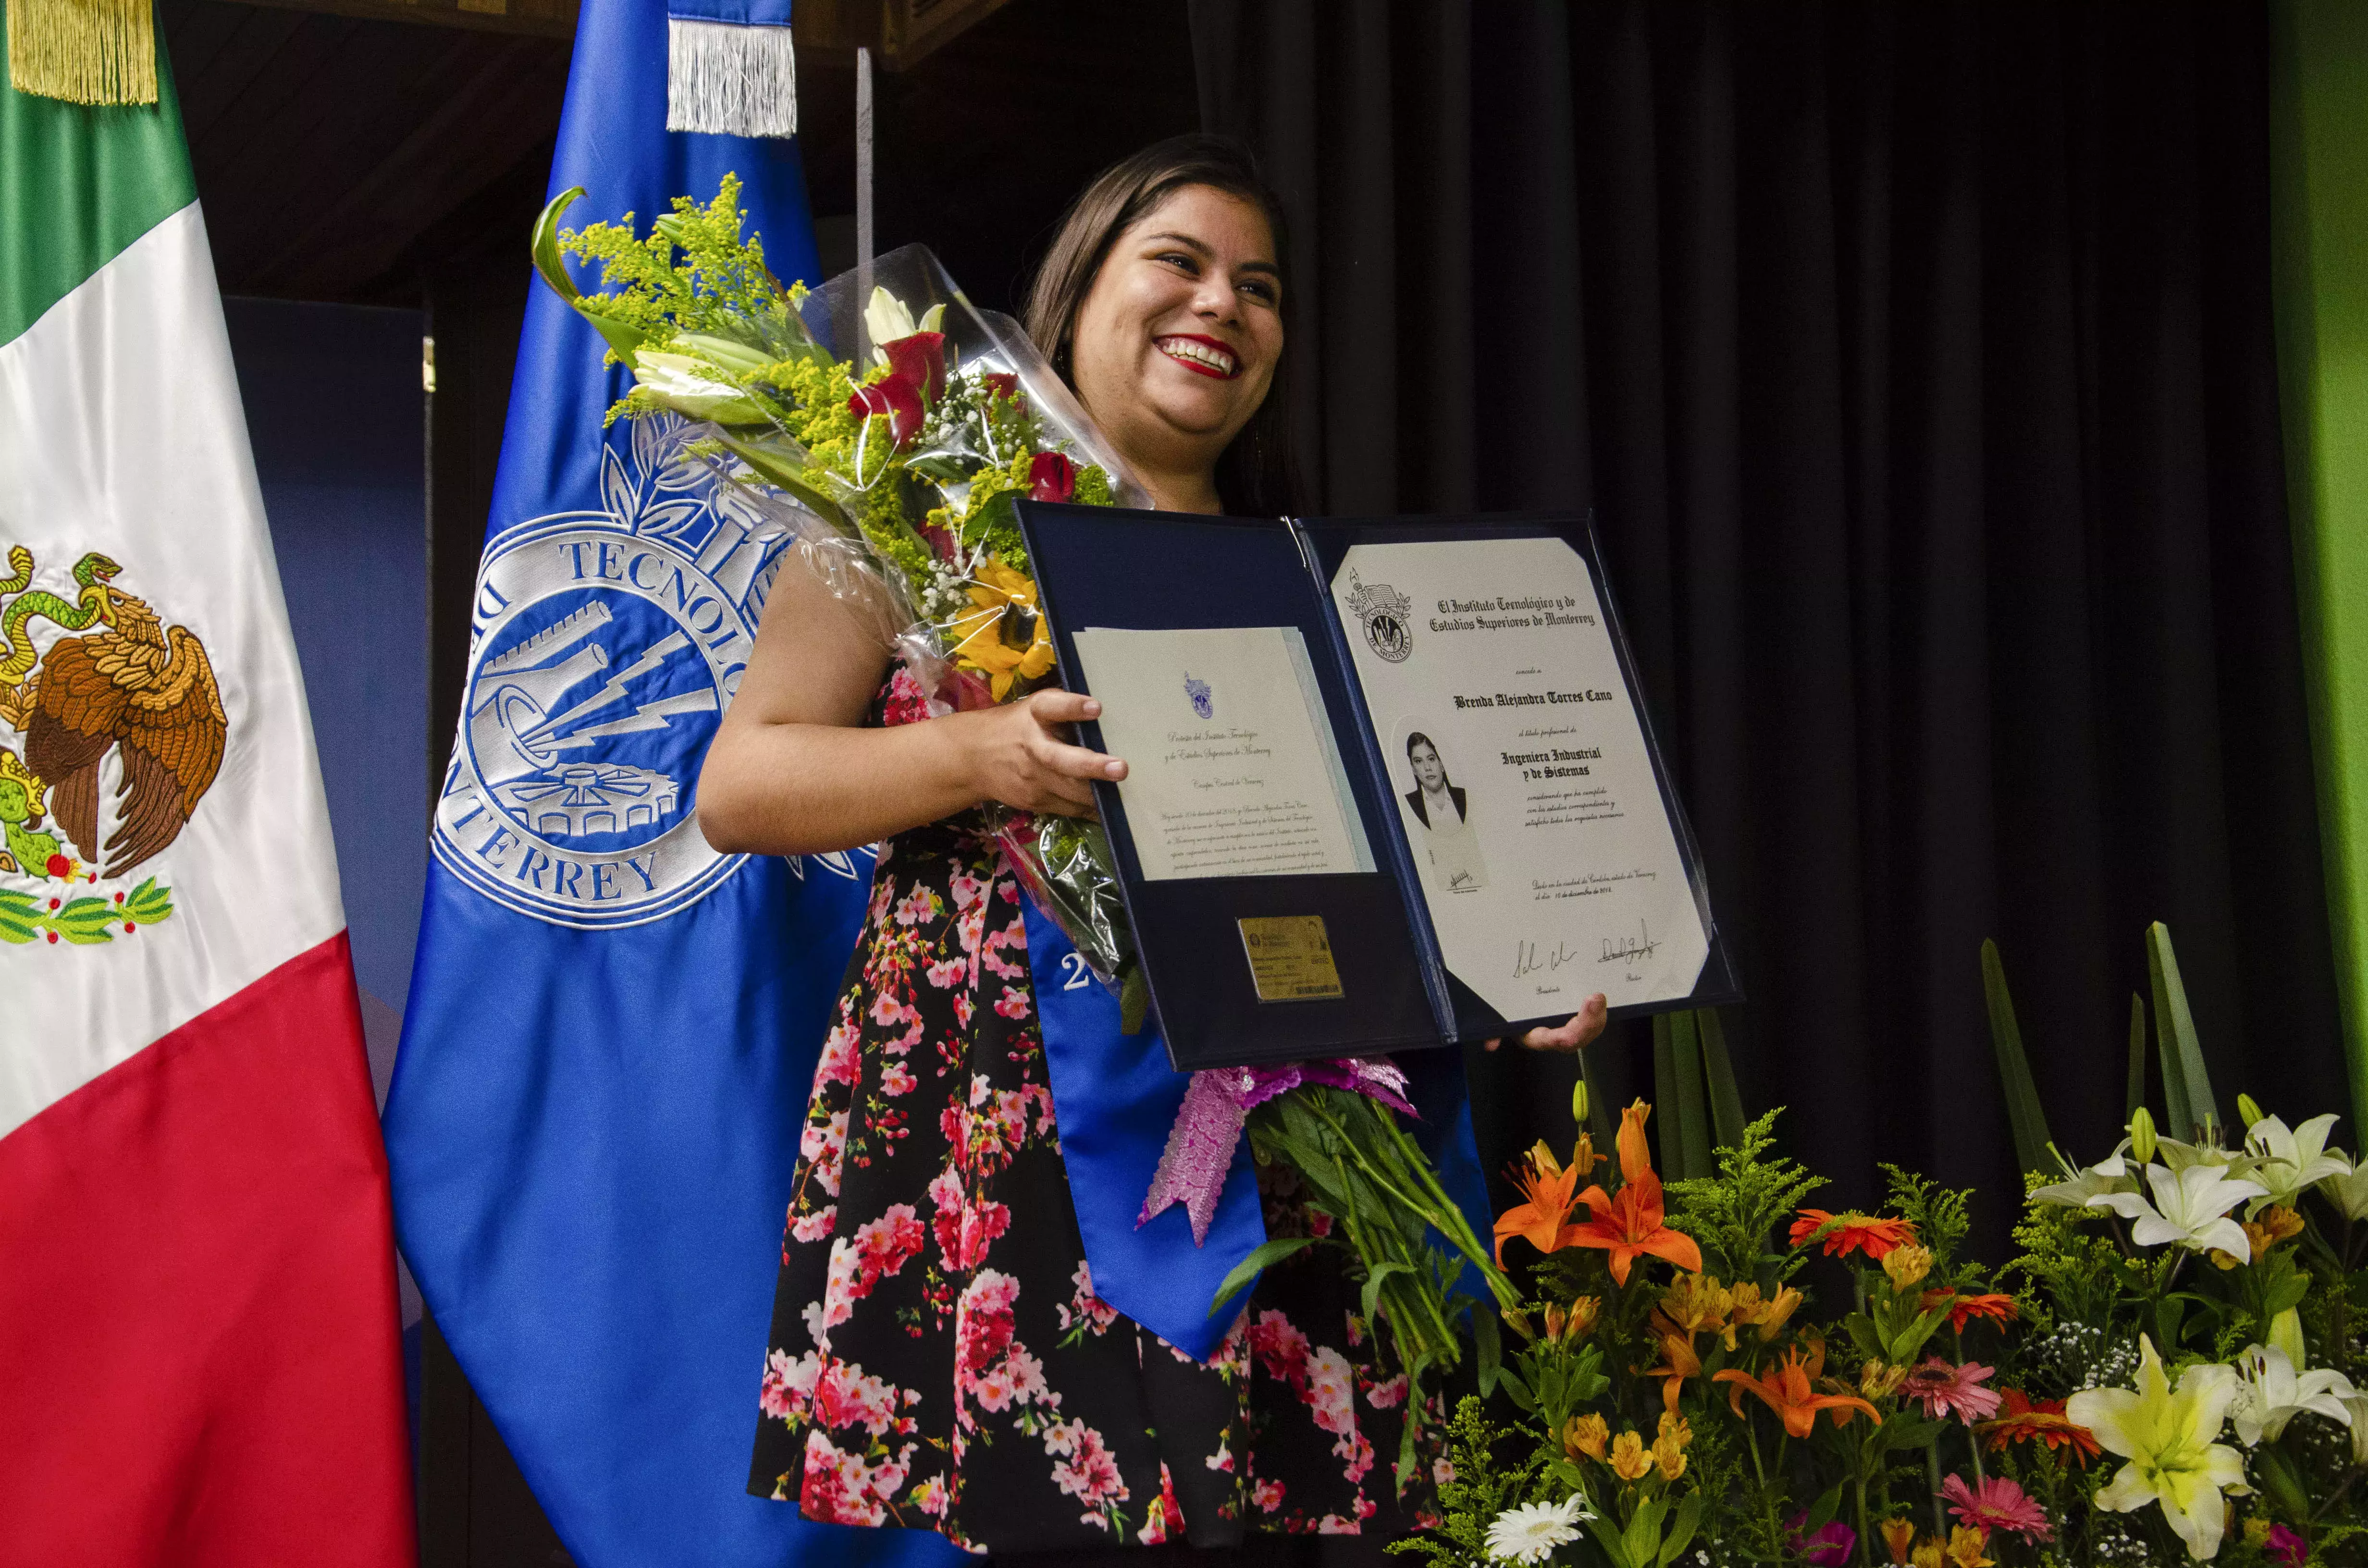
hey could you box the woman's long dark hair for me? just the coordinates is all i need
[1022,134,1303,517]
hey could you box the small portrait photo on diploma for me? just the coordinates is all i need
[1396,723,1489,893]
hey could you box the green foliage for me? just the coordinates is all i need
[2149,921,2223,1143]
[1983,937,2058,1176]
[2001,1173,2125,1329]
[1879,1164,1974,1277]
[1246,1088,1518,1491]
[1386,1396,1544,1568]
[554,174,805,363]
[1663,1108,1826,1285]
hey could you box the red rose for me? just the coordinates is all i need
[983,371,1022,404]
[1029,451,1077,503]
[878,331,946,404]
[847,373,925,446]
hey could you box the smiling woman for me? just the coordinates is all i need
[713,136,1605,1555]
[1022,135,1298,516]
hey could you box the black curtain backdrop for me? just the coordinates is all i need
[1190,0,2346,1245]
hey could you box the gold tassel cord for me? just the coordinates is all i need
[8,0,159,106]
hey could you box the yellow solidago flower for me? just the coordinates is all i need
[947,561,1056,700]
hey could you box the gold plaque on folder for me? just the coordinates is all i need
[1238,916,1345,1002]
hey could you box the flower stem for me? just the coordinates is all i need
[1925,1441,1946,1535]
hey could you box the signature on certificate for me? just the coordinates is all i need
[1599,920,1661,965]
[1513,937,1580,978]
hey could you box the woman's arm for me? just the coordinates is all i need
[698,556,1126,857]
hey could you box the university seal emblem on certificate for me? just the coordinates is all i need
[1343,568,1415,663]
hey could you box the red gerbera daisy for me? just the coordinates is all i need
[1975,1389,2099,1466]
[1789,1208,1916,1261]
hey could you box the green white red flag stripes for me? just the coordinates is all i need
[0,27,414,1566]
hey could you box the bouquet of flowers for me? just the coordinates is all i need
[533,179,1516,1486]
[530,176,1149,1011]
[1418,932,2368,1568]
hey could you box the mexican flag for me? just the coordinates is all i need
[0,23,416,1567]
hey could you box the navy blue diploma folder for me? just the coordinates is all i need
[1015,503,1738,1072]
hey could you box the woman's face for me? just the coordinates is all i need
[1411,742,1445,793]
[1069,184,1283,484]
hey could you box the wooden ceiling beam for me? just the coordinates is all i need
[214,0,1015,53]
[790,0,1012,72]
[216,0,576,42]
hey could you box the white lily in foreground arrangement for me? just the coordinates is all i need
[2230,1341,2357,1446]
[2245,1113,2350,1213]
[1484,1496,1592,1566]
[2087,1162,2267,1262]
[2069,1336,2248,1560]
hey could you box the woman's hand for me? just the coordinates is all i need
[962,688,1127,817]
[1483,992,1607,1053]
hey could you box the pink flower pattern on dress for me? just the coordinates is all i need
[753,678,1438,1551]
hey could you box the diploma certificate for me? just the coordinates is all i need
[1071,625,1374,882]
[1332,537,1711,1016]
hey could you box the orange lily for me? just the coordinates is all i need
[1643,1328,1702,1415]
[1493,1140,1586,1265]
[1562,1101,1703,1285]
[1713,1340,1883,1438]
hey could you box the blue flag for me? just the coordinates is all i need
[382,2,963,1563]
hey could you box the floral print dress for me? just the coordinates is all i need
[748,672,1430,1554]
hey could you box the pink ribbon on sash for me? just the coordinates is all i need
[1138,1058,1418,1245]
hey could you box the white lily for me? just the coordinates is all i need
[2229,1342,2356,1446]
[2344,1393,2368,1466]
[2069,1336,2248,1561]
[630,350,762,422]
[2245,1113,2349,1213]
[671,331,775,379]
[2321,1159,2368,1221]
[2153,1136,2259,1179]
[864,287,945,355]
[2087,1162,2265,1262]
[2032,1149,2135,1208]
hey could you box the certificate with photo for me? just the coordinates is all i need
[1016,502,1734,1070]
[1328,536,1711,1019]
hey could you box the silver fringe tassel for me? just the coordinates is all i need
[666,17,799,139]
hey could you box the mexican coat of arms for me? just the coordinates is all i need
[0,544,222,944]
